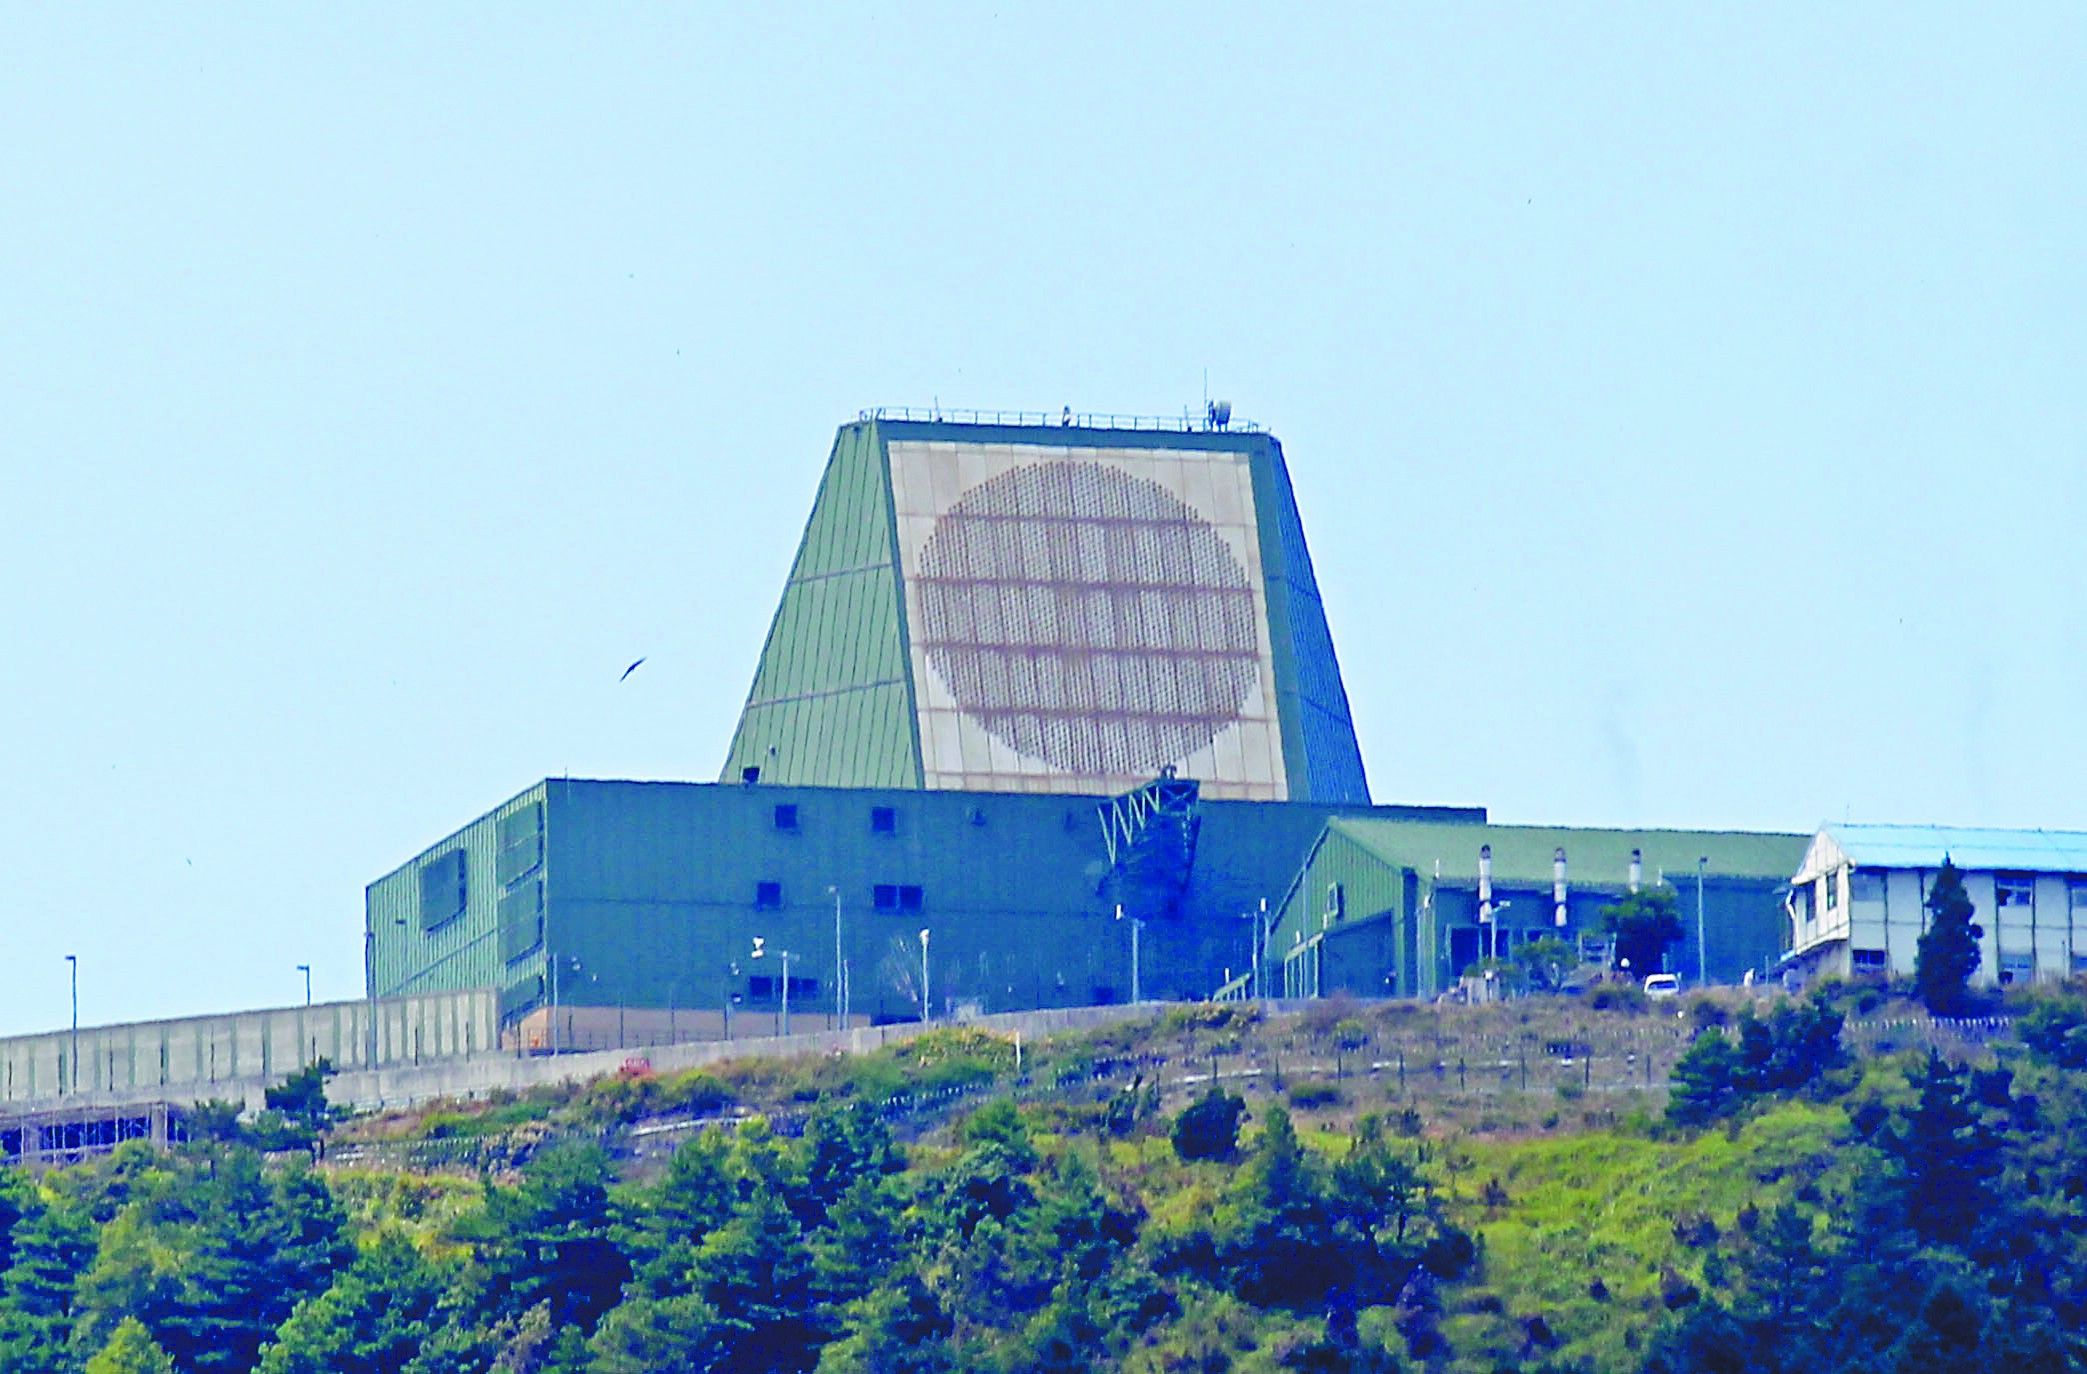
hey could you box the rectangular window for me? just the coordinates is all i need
[1824,875,1839,911]
[1997,874,2035,908]
[495,803,544,887]
[773,804,799,832]
[873,884,924,912]
[1851,948,1888,971]
[754,881,783,910]
[2069,878,2087,911]
[2000,952,2036,986]
[419,850,468,931]
[1850,870,1885,903]
[497,881,545,963]
[870,806,897,835]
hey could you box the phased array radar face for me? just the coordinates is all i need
[890,441,1287,799]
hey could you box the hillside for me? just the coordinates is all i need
[2,984,2083,1373]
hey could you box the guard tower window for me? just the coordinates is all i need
[754,881,783,909]
[773,804,799,832]
[870,806,897,835]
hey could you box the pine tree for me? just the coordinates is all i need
[84,1318,175,1374]
[1881,1050,2004,1245]
[1916,857,1983,1016]
[1668,1029,1740,1126]
[0,1183,100,1373]
[254,1234,448,1374]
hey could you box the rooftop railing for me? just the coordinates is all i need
[859,405,1262,434]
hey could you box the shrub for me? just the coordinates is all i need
[1171,1087,1248,1162]
[1286,1081,1343,1110]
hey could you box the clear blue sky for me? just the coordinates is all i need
[3,7,2082,1036]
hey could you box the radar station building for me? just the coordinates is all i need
[367,411,1807,1035]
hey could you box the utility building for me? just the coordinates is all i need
[1786,824,2087,986]
[721,413,1370,802]
[1261,819,1808,1000]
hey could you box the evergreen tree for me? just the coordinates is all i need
[1879,1051,2003,1245]
[254,1234,449,1374]
[1668,1029,1741,1125]
[611,1130,736,1297]
[689,1183,822,1374]
[585,1294,728,1374]
[474,1142,630,1333]
[1915,859,1982,1016]
[83,1318,175,1374]
[0,1182,105,1373]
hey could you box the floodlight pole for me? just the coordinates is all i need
[297,964,311,1007]
[1696,857,1709,986]
[919,928,931,1022]
[65,955,78,1094]
[830,885,844,1029]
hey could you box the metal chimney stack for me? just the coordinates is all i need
[1553,847,1569,927]
[1478,844,1494,923]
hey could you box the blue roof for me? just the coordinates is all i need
[1828,824,2087,874]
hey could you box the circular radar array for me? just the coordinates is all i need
[914,460,1263,777]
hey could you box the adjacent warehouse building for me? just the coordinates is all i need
[1263,819,1809,1000]
[1786,824,2087,986]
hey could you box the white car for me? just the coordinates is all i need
[1642,973,1681,1000]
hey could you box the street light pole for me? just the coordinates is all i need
[1114,905,1142,1004]
[752,938,792,1036]
[918,928,931,1022]
[65,955,77,1094]
[363,928,378,1068]
[829,884,844,1030]
[1696,857,1709,986]
[297,964,311,1007]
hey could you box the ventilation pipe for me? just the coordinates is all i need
[1478,844,1494,923]
[1553,847,1569,927]
[1629,849,1642,894]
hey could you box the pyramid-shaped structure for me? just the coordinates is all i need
[722,415,1370,803]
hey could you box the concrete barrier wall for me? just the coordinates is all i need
[0,989,499,1110]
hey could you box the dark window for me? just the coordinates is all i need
[1852,948,1888,971]
[773,804,799,831]
[874,884,924,913]
[1997,874,2035,907]
[747,975,820,1001]
[741,766,761,785]
[419,850,468,931]
[871,806,897,835]
[498,881,545,963]
[754,881,783,909]
[496,803,544,887]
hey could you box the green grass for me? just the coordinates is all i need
[1444,1100,1851,1371]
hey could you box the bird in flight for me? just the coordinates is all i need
[620,658,646,682]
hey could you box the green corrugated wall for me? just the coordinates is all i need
[720,422,921,789]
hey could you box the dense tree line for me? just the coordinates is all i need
[1646,990,2087,1374]
[0,1085,1473,1373]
